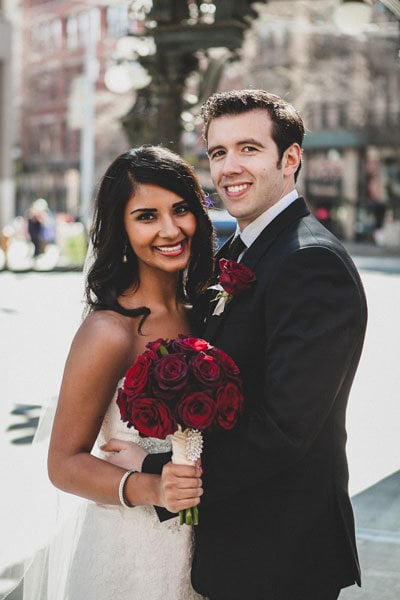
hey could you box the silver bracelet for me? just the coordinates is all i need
[118,470,137,508]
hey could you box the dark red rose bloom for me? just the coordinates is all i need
[116,388,131,423]
[130,397,176,439]
[190,353,222,388]
[124,352,154,397]
[216,382,244,430]
[209,346,241,378]
[218,259,256,296]
[177,392,217,430]
[171,335,211,354]
[145,338,168,353]
[153,353,189,391]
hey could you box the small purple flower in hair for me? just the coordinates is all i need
[203,194,213,208]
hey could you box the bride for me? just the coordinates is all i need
[24,145,214,600]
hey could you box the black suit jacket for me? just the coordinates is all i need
[145,198,367,599]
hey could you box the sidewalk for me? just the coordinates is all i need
[344,241,400,275]
[344,241,400,257]
[340,470,400,600]
[341,243,400,598]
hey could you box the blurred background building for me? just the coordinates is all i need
[212,1,400,245]
[1,0,400,269]
[0,0,14,231]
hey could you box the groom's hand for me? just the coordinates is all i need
[101,438,149,471]
[158,462,203,514]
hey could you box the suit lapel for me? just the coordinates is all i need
[216,235,235,262]
[241,197,309,272]
[204,198,309,342]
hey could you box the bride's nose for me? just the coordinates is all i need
[158,215,180,238]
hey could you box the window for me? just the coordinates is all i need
[31,18,62,52]
[67,9,100,49]
[106,4,129,37]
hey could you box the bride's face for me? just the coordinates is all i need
[124,183,197,275]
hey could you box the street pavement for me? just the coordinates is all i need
[0,243,399,598]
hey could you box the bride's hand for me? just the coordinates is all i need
[158,462,203,513]
[101,438,149,471]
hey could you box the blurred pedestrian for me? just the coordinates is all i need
[27,198,55,256]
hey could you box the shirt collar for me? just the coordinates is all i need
[237,189,299,249]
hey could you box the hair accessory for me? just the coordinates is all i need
[118,470,137,508]
[203,194,213,208]
[122,243,128,263]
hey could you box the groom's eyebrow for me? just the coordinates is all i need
[207,138,265,155]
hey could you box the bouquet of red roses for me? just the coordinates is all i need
[117,335,244,525]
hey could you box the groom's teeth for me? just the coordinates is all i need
[227,184,248,193]
[157,243,182,253]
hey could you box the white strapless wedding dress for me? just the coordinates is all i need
[22,396,204,600]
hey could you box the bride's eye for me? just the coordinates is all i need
[174,203,190,215]
[137,212,156,222]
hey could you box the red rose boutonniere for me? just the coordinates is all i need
[210,259,256,316]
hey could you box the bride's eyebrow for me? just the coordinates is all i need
[130,201,187,215]
[129,207,157,215]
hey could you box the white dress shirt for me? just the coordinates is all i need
[234,189,299,260]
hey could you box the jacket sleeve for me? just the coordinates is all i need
[141,452,177,521]
[201,246,367,505]
[142,451,171,475]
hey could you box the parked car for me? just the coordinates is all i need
[208,208,236,248]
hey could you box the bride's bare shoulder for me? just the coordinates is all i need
[74,309,138,354]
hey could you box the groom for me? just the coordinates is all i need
[146,89,367,599]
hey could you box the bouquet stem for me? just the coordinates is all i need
[179,506,199,526]
[171,426,203,526]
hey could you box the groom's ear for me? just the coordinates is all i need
[282,143,302,177]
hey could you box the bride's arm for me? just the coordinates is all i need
[48,311,202,513]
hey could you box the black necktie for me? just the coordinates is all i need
[226,235,246,261]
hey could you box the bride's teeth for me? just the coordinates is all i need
[227,184,248,193]
[157,243,182,253]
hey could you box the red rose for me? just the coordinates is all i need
[190,353,222,388]
[177,392,217,430]
[153,353,189,391]
[124,352,154,397]
[130,397,176,439]
[145,338,168,353]
[216,382,244,429]
[209,346,240,378]
[116,388,131,423]
[218,259,256,296]
[171,335,211,354]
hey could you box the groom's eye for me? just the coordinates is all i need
[209,149,225,160]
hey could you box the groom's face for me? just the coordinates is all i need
[207,109,297,230]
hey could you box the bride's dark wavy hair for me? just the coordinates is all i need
[86,145,214,323]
